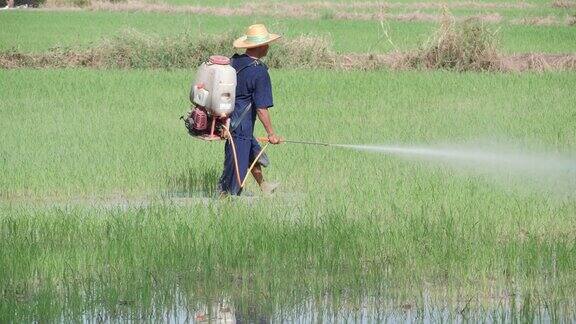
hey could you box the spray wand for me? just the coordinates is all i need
[257,137,335,147]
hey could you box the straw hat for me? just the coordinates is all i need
[233,24,281,49]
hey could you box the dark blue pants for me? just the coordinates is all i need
[218,135,269,196]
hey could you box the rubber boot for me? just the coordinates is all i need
[260,181,280,195]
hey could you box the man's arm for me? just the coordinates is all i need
[256,108,281,144]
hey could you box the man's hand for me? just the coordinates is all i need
[257,108,281,144]
[268,133,282,144]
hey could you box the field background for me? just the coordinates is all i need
[1,0,576,321]
[2,6,576,53]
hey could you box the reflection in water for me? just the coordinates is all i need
[125,293,574,323]
[165,167,220,198]
[194,300,236,323]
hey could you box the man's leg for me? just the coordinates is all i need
[250,137,279,194]
[249,138,268,186]
[251,163,264,186]
[217,141,234,196]
[218,136,251,196]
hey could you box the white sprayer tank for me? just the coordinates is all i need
[191,55,236,117]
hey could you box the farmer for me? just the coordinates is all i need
[218,24,282,196]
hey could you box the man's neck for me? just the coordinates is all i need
[245,49,262,60]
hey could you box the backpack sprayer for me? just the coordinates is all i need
[183,55,236,140]
[182,55,336,190]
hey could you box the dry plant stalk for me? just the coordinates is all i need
[511,16,562,26]
[551,0,576,9]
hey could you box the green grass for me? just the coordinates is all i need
[1,11,576,54]
[1,68,576,320]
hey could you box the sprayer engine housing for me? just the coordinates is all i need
[184,106,228,139]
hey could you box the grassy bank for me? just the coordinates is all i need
[1,68,575,320]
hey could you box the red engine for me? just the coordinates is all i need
[191,107,208,131]
[184,106,228,140]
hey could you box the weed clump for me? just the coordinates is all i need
[102,30,336,69]
[551,0,576,9]
[568,13,576,25]
[43,0,125,7]
[266,35,336,69]
[0,30,337,70]
[99,30,238,69]
[404,15,501,71]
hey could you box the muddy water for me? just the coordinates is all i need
[79,295,573,323]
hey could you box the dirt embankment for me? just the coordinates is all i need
[338,52,576,72]
[2,21,575,72]
[2,49,575,72]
